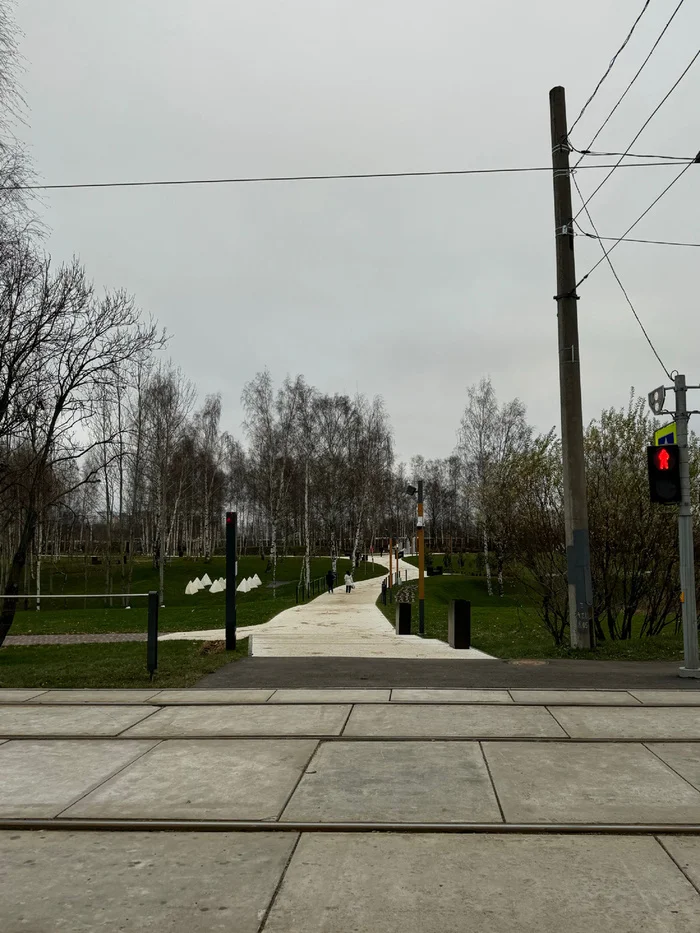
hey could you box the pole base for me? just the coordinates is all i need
[678,667,700,679]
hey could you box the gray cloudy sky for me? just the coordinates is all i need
[16,0,700,463]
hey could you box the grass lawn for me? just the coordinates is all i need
[377,573,685,661]
[9,555,385,636]
[0,638,247,689]
[403,553,480,574]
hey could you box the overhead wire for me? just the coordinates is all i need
[576,229,700,248]
[567,0,652,137]
[0,160,692,192]
[576,159,695,285]
[571,0,689,165]
[573,46,700,222]
[571,148,693,162]
[571,173,672,380]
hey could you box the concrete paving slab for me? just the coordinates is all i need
[391,689,512,703]
[658,837,700,893]
[33,689,162,704]
[65,739,317,821]
[483,742,700,823]
[630,690,700,705]
[0,689,47,702]
[122,704,351,737]
[0,740,156,818]
[0,830,296,933]
[263,833,700,932]
[150,689,274,704]
[551,706,700,739]
[269,689,390,703]
[344,704,566,738]
[282,741,502,823]
[649,743,700,792]
[510,690,639,706]
[0,704,156,737]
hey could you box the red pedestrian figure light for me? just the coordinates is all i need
[656,448,671,470]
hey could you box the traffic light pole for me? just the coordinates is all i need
[417,480,425,635]
[675,375,700,677]
[550,86,594,650]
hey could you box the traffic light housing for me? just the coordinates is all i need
[647,445,682,504]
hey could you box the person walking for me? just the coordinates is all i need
[344,570,354,594]
[325,568,335,594]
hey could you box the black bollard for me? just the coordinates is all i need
[147,590,159,677]
[395,601,411,635]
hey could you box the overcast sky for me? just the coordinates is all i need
[15,0,700,463]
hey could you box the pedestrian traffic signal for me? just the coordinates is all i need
[647,445,682,504]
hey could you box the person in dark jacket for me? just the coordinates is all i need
[325,568,335,594]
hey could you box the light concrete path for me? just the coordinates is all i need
[160,554,493,660]
[2,688,700,931]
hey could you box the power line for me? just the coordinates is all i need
[572,173,672,380]
[568,0,652,137]
[576,159,694,286]
[0,160,691,193]
[573,46,700,221]
[572,0,688,164]
[572,148,695,162]
[576,229,700,248]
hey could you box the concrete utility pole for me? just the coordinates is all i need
[417,480,425,635]
[549,86,594,650]
[225,511,237,650]
[674,375,700,677]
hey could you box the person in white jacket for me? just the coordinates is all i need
[344,571,354,594]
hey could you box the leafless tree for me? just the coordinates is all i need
[0,262,163,644]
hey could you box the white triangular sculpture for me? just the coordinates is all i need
[220,577,226,590]
[192,577,202,590]
[237,578,249,593]
[210,579,222,594]
[185,581,195,595]
[201,573,212,587]
[252,574,262,586]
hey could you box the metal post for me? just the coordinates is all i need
[36,556,41,612]
[388,537,393,595]
[225,511,237,651]
[550,86,594,650]
[147,590,158,678]
[417,479,425,635]
[675,375,700,676]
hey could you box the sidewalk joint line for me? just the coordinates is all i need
[257,833,302,932]
[479,741,506,824]
[654,836,700,899]
[53,738,164,819]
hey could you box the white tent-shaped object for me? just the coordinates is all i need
[185,581,196,596]
[201,573,212,587]
[248,576,260,589]
[192,577,202,590]
[210,579,222,594]
[237,578,250,593]
[219,577,226,590]
[252,573,262,587]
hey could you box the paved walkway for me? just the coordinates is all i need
[1,687,700,931]
[162,554,491,660]
[4,632,148,645]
